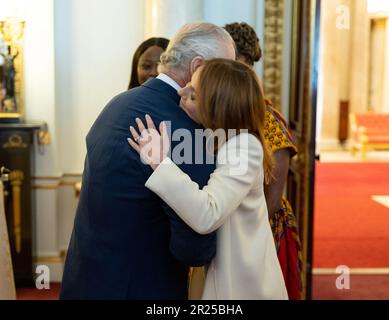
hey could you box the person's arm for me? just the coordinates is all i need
[129,116,216,266]
[145,134,263,235]
[264,148,290,218]
[161,202,217,266]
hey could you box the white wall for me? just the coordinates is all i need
[0,0,27,19]
[203,0,257,26]
[317,0,372,151]
[204,0,265,77]
[24,0,59,176]
[54,0,267,174]
[0,0,59,176]
[144,0,266,76]
[369,18,387,112]
[55,0,145,174]
[144,0,204,39]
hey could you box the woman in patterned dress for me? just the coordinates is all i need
[225,22,303,300]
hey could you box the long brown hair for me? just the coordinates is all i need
[128,37,169,90]
[197,58,274,180]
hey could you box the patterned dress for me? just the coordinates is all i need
[264,99,303,300]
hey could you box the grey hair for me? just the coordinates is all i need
[159,22,235,76]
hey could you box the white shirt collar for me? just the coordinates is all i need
[157,73,181,92]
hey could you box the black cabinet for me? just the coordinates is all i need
[0,122,45,287]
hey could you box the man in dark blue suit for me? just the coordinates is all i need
[60,22,236,299]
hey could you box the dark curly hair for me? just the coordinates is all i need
[224,22,262,66]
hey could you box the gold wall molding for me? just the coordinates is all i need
[32,173,82,190]
[33,255,64,264]
[263,0,285,110]
[63,173,83,178]
[32,176,61,181]
[59,181,80,187]
[32,182,80,190]
[32,185,59,190]
[33,250,67,264]
[32,173,82,180]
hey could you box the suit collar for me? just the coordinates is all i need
[157,73,181,91]
[142,78,181,105]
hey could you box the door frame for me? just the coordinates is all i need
[307,0,321,299]
[287,0,321,300]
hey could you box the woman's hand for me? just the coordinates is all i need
[128,115,170,170]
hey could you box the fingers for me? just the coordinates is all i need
[129,116,169,153]
[160,121,168,141]
[135,118,146,134]
[145,114,156,131]
[129,126,140,142]
[127,138,140,154]
[160,121,170,158]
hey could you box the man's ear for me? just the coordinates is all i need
[190,56,204,76]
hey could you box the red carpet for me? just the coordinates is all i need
[16,278,389,300]
[312,275,389,300]
[17,283,61,300]
[313,162,389,268]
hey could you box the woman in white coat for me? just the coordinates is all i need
[128,59,288,300]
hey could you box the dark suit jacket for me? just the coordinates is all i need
[60,79,216,300]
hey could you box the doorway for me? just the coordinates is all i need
[312,0,389,300]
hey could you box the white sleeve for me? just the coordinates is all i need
[145,134,264,235]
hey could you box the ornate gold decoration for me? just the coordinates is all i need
[0,113,20,119]
[0,18,25,120]
[263,0,284,110]
[37,123,51,145]
[9,170,24,254]
[32,185,58,190]
[0,19,25,46]
[33,255,64,264]
[3,134,27,149]
[38,130,51,145]
[31,174,82,191]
